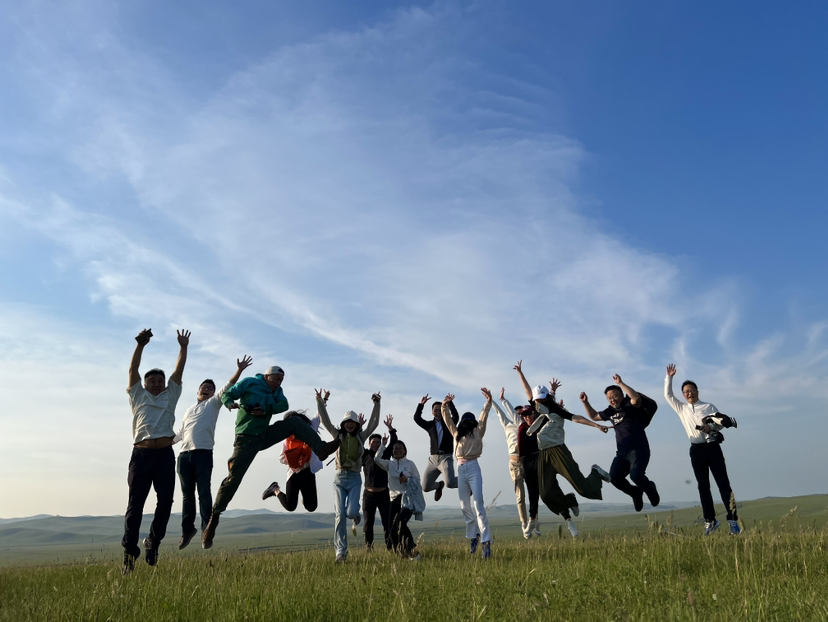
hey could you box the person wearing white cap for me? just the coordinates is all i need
[514,361,611,537]
[316,389,381,562]
[201,365,340,549]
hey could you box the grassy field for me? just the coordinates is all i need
[2,496,828,621]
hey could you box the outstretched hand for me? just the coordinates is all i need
[135,328,152,345]
[549,378,562,393]
[513,360,522,373]
[481,387,492,402]
[579,392,589,403]
[443,393,455,403]
[384,414,394,429]
[420,394,431,405]
[237,355,253,371]
[357,413,366,426]
[372,392,381,403]
[612,374,622,385]
[382,433,388,445]
[177,329,191,347]
[499,387,505,401]
[666,364,677,377]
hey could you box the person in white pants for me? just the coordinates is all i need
[441,389,493,559]
[491,388,532,539]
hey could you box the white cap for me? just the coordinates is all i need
[265,366,284,376]
[532,385,549,401]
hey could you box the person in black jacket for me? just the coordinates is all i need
[361,415,397,550]
[414,394,459,501]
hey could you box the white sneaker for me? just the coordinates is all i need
[566,519,579,538]
[522,523,532,539]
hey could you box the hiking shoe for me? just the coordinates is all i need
[469,534,480,555]
[704,519,720,535]
[262,481,280,500]
[729,519,741,535]
[202,512,220,549]
[632,489,644,512]
[121,551,137,576]
[532,518,541,537]
[566,519,579,538]
[647,482,660,507]
[592,464,610,482]
[434,481,445,502]
[178,527,198,550]
[571,505,580,518]
[143,538,158,566]
[481,541,492,560]
[317,438,341,461]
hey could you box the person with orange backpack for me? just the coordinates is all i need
[261,391,330,512]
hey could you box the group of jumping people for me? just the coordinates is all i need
[122,329,741,574]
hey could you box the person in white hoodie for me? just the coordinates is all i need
[491,388,532,539]
[665,364,741,535]
[441,388,493,560]
[373,438,423,558]
[316,389,381,562]
[174,355,252,550]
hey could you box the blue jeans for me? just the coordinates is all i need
[333,470,362,558]
[177,449,214,532]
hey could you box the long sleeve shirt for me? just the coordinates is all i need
[175,379,234,451]
[373,449,421,500]
[493,398,520,456]
[414,401,460,455]
[317,396,381,472]
[279,413,324,475]
[441,401,491,462]
[664,375,724,444]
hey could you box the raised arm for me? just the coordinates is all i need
[218,355,253,399]
[664,364,684,412]
[381,416,397,459]
[168,329,191,386]
[373,444,390,471]
[514,360,533,401]
[478,388,493,436]
[315,389,339,437]
[129,329,152,387]
[362,392,381,438]
[613,374,641,406]
[579,392,603,422]
[441,394,459,438]
[413,394,431,430]
[492,388,514,429]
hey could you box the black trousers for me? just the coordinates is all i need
[362,488,392,549]
[122,446,175,556]
[177,449,214,532]
[690,442,737,522]
[389,495,415,555]
[610,447,657,500]
[277,467,318,512]
[522,453,540,520]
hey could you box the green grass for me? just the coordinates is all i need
[3,505,828,622]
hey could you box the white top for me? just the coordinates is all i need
[174,380,234,451]
[280,413,324,475]
[128,380,183,443]
[492,398,520,455]
[664,375,722,444]
[373,449,421,500]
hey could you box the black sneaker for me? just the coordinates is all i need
[262,482,280,500]
[434,481,444,502]
[647,482,660,507]
[121,551,137,576]
[632,489,644,512]
[202,512,220,549]
[143,538,158,566]
[178,527,198,550]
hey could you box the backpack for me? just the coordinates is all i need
[637,393,658,428]
[283,435,312,470]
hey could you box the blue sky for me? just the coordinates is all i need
[1,0,826,520]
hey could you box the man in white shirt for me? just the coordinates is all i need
[664,364,741,535]
[122,328,189,575]
[174,355,252,550]
[491,389,531,539]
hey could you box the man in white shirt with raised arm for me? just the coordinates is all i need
[122,328,189,575]
[174,355,252,550]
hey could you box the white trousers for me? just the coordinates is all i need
[457,459,490,542]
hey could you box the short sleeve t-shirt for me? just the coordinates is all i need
[599,397,649,454]
[128,380,183,443]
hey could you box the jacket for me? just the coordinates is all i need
[221,374,288,436]
[317,395,380,472]
[414,400,459,455]
[441,401,491,462]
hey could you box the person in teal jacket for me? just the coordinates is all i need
[202,366,340,549]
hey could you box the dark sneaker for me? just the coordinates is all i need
[591,464,610,482]
[317,438,341,461]
[434,481,445,502]
[481,541,491,560]
[571,504,580,517]
[704,519,720,536]
[262,482,280,500]
[469,534,480,555]
[632,490,644,512]
[178,527,198,550]
[728,519,741,535]
[202,512,220,549]
[143,538,158,566]
[647,482,660,507]
[121,551,137,576]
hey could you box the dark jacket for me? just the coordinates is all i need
[362,427,397,489]
[414,401,459,455]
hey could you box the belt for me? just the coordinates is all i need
[134,437,174,449]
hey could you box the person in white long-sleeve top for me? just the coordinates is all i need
[441,388,493,560]
[373,438,422,558]
[491,388,532,539]
[174,355,253,550]
[664,364,741,535]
